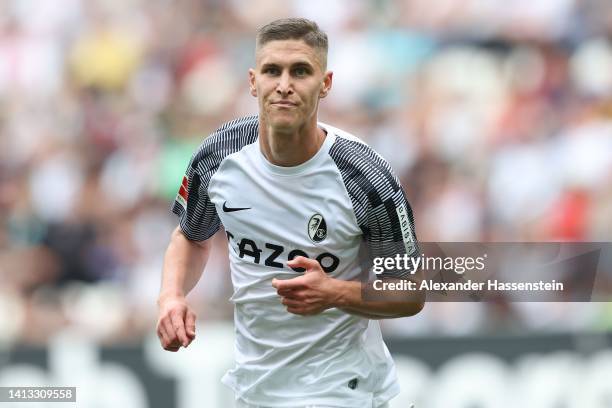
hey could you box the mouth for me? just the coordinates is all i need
[271,101,298,108]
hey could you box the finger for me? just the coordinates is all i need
[163,317,179,346]
[273,277,307,292]
[276,287,291,295]
[287,256,321,272]
[165,338,181,352]
[286,306,308,315]
[276,286,299,296]
[159,324,181,351]
[293,307,319,316]
[272,278,303,290]
[157,322,170,347]
[281,290,306,300]
[170,311,189,347]
[281,297,304,308]
[185,310,197,339]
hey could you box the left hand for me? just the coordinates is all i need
[272,256,339,316]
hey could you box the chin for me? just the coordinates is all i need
[268,114,300,131]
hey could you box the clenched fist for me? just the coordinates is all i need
[156,296,196,352]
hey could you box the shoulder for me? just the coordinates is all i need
[326,123,388,166]
[326,124,402,200]
[190,115,259,172]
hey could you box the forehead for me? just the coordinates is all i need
[256,39,323,68]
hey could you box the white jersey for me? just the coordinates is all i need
[172,116,418,408]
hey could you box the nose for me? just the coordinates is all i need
[276,71,293,97]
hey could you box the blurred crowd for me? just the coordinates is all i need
[0,0,611,345]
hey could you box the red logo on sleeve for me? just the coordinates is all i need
[178,176,189,202]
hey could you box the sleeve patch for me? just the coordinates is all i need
[396,202,417,255]
[177,175,188,209]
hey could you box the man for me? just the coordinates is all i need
[157,18,423,408]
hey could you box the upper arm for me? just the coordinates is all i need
[172,146,222,242]
[171,115,260,242]
[329,137,419,279]
[362,173,419,279]
[172,225,213,250]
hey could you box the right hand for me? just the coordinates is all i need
[156,296,197,352]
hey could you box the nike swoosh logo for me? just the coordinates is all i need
[223,201,251,213]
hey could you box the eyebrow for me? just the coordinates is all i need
[260,61,315,70]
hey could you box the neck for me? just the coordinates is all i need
[258,117,326,167]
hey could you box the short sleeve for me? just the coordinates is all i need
[329,136,419,279]
[172,147,221,241]
[171,115,260,241]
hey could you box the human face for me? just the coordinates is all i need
[249,39,332,132]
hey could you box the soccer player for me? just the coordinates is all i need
[157,18,423,408]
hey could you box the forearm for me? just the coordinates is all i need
[332,278,424,319]
[158,227,210,302]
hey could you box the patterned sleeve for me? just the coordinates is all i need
[171,115,259,241]
[171,144,221,242]
[329,137,419,279]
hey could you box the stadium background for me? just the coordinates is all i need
[0,0,611,406]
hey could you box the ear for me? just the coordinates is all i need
[248,68,257,97]
[320,71,333,98]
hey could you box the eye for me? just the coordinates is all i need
[293,67,309,77]
[263,67,280,75]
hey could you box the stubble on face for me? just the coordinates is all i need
[250,40,329,134]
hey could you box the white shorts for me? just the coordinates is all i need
[235,401,390,408]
